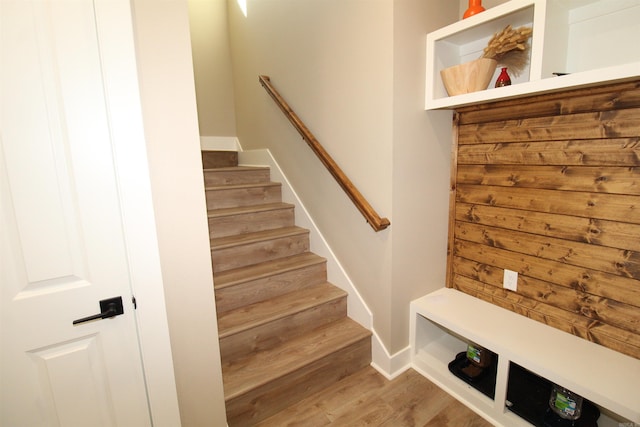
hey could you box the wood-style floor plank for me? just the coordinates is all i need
[256,367,493,426]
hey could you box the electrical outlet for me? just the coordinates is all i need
[503,269,518,291]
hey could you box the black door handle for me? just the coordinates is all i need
[73,296,124,325]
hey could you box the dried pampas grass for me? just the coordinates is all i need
[482,25,533,77]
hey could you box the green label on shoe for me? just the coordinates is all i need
[467,345,481,364]
[554,393,577,416]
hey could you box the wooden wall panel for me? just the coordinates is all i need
[448,80,640,360]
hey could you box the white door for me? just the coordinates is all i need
[1,1,158,425]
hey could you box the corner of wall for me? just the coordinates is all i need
[371,333,412,380]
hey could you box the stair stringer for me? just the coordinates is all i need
[237,148,410,379]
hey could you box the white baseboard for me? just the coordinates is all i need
[371,336,412,380]
[200,136,240,151]
[237,148,401,377]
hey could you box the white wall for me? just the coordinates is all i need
[387,0,509,354]
[188,0,237,137]
[390,0,457,353]
[131,1,227,425]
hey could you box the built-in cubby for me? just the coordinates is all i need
[425,0,640,109]
[418,2,640,424]
[409,288,640,427]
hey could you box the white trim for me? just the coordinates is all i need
[200,136,241,151]
[371,336,411,380]
[238,148,400,376]
[95,2,181,425]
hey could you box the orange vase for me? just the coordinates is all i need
[463,0,485,19]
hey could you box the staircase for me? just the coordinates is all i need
[202,151,372,425]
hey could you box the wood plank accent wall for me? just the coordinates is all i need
[447,80,640,360]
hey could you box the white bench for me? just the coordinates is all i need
[410,287,640,426]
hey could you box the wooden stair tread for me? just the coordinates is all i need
[208,202,293,219]
[213,252,326,289]
[211,226,308,250]
[204,165,271,187]
[222,317,371,401]
[217,282,346,338]
[203,166,269,173]
[205,181,281,191]
[202,152,372,423]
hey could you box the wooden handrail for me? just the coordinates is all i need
[259,75,390,232]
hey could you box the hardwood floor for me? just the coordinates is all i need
[256,367,493,427]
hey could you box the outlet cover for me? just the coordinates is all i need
[503,269,518,291]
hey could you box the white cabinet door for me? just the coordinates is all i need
[1,1,154,425]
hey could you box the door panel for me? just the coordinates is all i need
[1,1,152,425]
[29,335,116,427]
